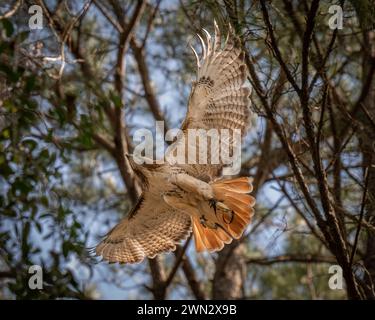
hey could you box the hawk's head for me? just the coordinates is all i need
[126,153,164,188]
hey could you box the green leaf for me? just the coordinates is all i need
[35,221,43,234]
[2,129,10,139]
[109,91,122,109]
[25,76,36,92]
[0,42,7,54]
[62,241,71,258]
[22,138,38,151]
[73,221,82,229]
[0,63,20,82]
[39,149,49,159]
[1,19,14,37]
[17,30,30,43]
[40,196,49,207]
[13,178,32,195]
[79,132,93,148]
[39,212,51,219]
[21,221,31,258]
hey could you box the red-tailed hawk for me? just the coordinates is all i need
[95,22,255,264]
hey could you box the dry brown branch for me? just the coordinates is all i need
[246,254,335,265]
[0,0,22,20]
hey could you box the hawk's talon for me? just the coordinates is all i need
[209,199,217,215]
[200,215,208,227]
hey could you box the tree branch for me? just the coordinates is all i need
[246,254,335,265]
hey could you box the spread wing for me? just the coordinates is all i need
[95,195,192,264]
[167,22,251,180]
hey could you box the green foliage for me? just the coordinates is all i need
[348,0,375,30]
[0,19,92,299]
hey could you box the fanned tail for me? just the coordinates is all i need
[212,177,255,239]
[192,177,255,252]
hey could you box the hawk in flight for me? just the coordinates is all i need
[95,22,255,264]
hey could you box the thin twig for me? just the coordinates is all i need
[350,164,372,267]
[165,236,192,288]
[0,0,22,20]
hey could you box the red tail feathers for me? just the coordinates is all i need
[192,177,255,252]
